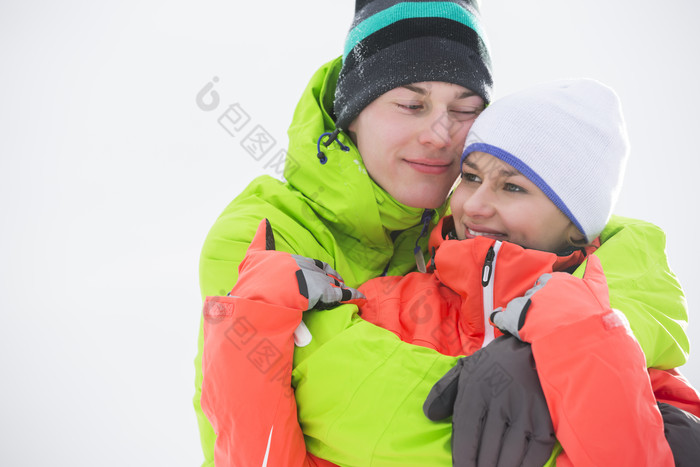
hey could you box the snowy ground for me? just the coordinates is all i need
[1,1,698,465]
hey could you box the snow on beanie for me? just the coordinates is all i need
[333,0,493,131]
[461,79,629,242]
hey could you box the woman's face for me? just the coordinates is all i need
[348,82,484,209]
[450,151,576,252]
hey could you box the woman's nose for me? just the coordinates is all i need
[461,185,496,218]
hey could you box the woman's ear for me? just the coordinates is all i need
[566,223,589,248]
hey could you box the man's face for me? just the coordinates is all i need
[451,151,577,252]
[348,82,484,209]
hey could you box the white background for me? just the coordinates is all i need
[1,1,698,465]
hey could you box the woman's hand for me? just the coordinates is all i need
[231,219,365,311]
[490,254,616,343]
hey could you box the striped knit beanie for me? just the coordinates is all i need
[334,0,492,131]
[462,79,629,242]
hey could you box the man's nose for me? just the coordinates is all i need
[418,112,453,149]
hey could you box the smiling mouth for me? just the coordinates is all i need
[467,228,506,239]
[405,159,452,175]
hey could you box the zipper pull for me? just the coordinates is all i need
[482,246,495,287]
[413,209,434,274]
[414,245,427,273]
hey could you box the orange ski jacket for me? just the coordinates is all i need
[201,217,699,466]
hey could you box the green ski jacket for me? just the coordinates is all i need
[195,56,689,466]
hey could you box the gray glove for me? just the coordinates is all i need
[658,402,700,467]
[424,336,555,467]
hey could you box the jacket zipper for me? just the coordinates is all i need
[481,241,502,348]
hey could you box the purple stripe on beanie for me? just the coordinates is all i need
[462,142,586,237]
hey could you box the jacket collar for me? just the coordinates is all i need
[428,215,599,274]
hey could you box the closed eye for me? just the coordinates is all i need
[450,108,482,121]
[396,103,423,111]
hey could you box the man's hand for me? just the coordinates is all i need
[658,402,700,467]
[424,336,555,466]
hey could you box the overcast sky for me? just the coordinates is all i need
[1,1,699,465]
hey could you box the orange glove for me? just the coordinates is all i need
[490,255,620,343]
[231,218,365,311]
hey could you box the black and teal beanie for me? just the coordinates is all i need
[333,0,493,131]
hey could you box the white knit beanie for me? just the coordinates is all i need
[461,79,629,242]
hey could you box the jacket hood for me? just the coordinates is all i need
[284,56,450,248]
